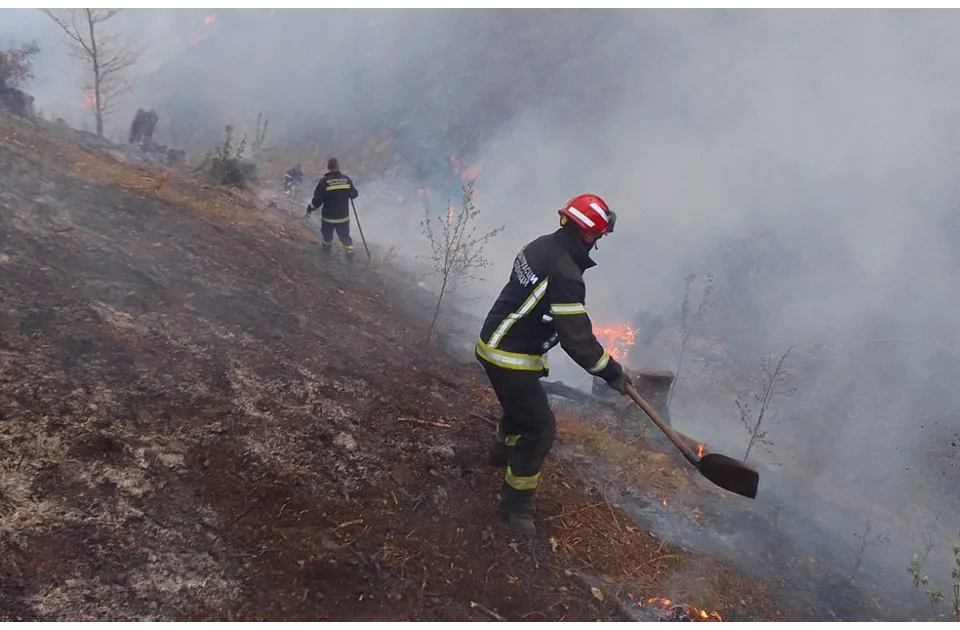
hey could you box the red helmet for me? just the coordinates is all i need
[558,193,617,235]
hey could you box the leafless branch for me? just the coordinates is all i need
[420,178,504,341]
[739,345,797,461]
[40,8,141,137]
[666,273,715,408]
[0,40,40,89]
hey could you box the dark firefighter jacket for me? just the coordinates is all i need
[284,167,303,185]
[476,227,625,383]
[310,170,359,223]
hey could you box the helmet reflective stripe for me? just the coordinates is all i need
[565,206,596,228]
[589,202,610,223]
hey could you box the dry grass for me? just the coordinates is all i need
[556,411,688,496]
[0,115,320,244]
[0,111,803,622]
[534,490,789,620]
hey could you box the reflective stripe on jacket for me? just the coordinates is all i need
[476,228,624,383]
[310,170,359,222]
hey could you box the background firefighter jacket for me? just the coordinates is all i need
[284,166,304,186]
[310,170,359,223]
[476,227,625,383]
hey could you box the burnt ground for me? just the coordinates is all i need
[0,112,802,621]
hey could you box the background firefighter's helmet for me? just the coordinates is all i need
[558,193,617,235]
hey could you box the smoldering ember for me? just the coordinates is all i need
[1,7,959,623]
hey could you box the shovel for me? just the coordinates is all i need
[350,198,372,268]
[624,383,759,499]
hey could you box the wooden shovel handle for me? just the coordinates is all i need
[624,383,699,466]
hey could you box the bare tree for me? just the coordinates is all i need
[666,272,715,408]
[421,178,504,340]
[41,9,140,137]
[163,102,182,148]
[0,41,40,89]
[908,535,960,621]
[848,519,889,582]
[250,112,271,162]
[737,346,796,461]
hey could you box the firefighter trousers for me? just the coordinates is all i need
[480,359,556,513]
[320,219,354,253]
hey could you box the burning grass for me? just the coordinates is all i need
[641,597,724,621]
[594,321,636,361]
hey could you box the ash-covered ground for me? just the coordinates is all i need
[439,304,935,622]
[0,112,810,621]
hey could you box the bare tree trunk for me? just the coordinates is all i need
[84,10,104,136]
[744,377,775,461]
[428,270,449,341]
[743,430,760,462]
[666,332,689,408]
[743,348,791,461]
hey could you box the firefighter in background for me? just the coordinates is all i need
[476,193,632,538]
[307,158,360,262]
[283,163,304,191]
[129,108,159,146]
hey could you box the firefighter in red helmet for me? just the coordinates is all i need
[476,193,632,538]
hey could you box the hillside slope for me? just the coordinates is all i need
[0,113,791,621]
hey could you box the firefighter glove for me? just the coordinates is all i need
[607,371,633,395]
[306,204,314,216]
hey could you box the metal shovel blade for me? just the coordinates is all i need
[624,384,760,499]
[696,453,759,499]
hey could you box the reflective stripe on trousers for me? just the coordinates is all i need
[505,465,540,491]
[479,359,556,502]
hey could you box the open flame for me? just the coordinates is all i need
[641,597,723,622]
[450,154,483,182]
[696,443,704,458]
[446,206,454,225]
[189,13,217,47]
[594,321,635,360]
[82,88,95,110]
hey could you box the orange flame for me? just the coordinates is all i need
[82,88,95,110]
[446,206,454,224]
[642,597,723,621]
[661,496,667,506]
[696,443,704,458]
[188,13,216,46]
[594,321,635,361]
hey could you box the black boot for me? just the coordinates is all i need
[500,484,537,540]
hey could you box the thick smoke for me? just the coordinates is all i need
[470,9,960,594]
[4,7,959,611]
